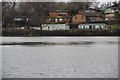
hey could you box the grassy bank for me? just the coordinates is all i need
[2,28,120,36]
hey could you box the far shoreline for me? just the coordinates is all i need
[2,28,120,37]
[1,35,119,37]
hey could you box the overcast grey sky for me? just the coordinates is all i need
[1,0,120,2]
[56,0,119,2]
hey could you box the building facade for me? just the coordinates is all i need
[46,10,71,24]
[72,10,101,24]
[42,24,70,30]
[84,10,101,22]
[14,16,29,27]
[72,13,86,24]
[78,23,107,30]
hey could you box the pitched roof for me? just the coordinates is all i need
[78,11,100,17]
[46,16,71,19]
[50,10,69,12]
[88,8,102,12]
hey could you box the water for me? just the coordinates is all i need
[1,37,118,78]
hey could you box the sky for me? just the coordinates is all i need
[56,0,119,2]
[1,0,120,2]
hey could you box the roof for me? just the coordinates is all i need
[50,10,69,12]
[14,16,28,18]
[88,8,102,12]
[46,16,71,19]
[104,8,115,14]
[80,21,106,24]
[78,22,106,25]
[78,11,100,17]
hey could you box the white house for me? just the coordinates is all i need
[42,24,70,30]
[78,23,107,30]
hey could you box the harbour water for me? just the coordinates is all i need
[1,37,118,78]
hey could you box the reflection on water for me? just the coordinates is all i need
[0,40,120,46]
[1,41,118,47]
[1,41,96,46]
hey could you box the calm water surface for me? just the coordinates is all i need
[1,37,118,78]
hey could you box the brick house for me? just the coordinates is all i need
[46,10,71,23]
[72,10,101,24]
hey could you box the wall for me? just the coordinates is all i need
[89,17,100,21]
[72,14,86,24]
[42,24,70,30]
[105,14,115,20]
[49,12,59,17]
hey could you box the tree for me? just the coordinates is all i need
[2,2,91,29]
[2,2,18,28]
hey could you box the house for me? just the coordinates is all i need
[104,2,120,21]
[78,22,107,30]
[14,16,29,27]
[72,9,101,24]
[83,10,101,22]
[104,7,116,20]
[44,10,71,30]
[46,10,71,23]
[42,24,70,30]
[14,16,29,22]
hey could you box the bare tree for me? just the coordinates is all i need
[2,2,18,27]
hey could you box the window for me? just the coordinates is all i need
[91,17,96,21]
[49,18,51,21]
[93,25,95,30]
[48,26,50,30]
[59,18,63,21]
[78,25,81,29]
[89,25,92,30]
[55,19,58,22]
[83,26,85,29]
[60,12,67,15]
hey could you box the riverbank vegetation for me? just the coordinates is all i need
[2,28,119,36]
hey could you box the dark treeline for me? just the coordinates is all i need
[2,2,90,28]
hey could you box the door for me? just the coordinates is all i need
[89,25,92,30]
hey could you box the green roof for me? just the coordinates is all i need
[104,8,115,14]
